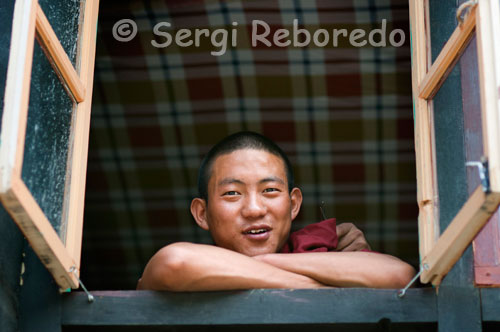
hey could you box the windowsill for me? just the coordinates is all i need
[62,288,437,329]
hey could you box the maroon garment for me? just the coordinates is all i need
[280,218,338,253]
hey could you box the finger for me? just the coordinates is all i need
[336,232,358,250]
[336,222,354,238]
[336,223,372,251]
[336,223,358,250]
[340,241,360,252]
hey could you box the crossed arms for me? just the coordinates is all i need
[137,224,416,291]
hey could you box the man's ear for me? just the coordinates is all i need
[190,198,210,231]
[290,187,303,221]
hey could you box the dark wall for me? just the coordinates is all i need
[0,2,62,332]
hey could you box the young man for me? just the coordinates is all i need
[137,132,415,291]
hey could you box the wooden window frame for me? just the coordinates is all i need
[409,0,500,286]
[0,0,99,289]
[3,0,497,292]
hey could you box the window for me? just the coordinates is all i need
[409,0,500,286]
[0,0,99,289]
[3,0,499,294]
[81,0,419,290]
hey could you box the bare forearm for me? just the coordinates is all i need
[138,242,324,291]
[255,252,416,289]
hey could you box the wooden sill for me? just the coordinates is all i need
[62,288,436,329]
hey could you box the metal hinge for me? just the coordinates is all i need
[466,157,490,193]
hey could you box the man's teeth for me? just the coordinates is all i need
[247,229,267,234]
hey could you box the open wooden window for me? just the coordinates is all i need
[0,0,99,289]
[410,0,500,286]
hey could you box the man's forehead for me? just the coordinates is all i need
[209,148,287,181]
[212,148,284,168]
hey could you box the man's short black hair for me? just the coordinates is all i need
[197,131,294,201]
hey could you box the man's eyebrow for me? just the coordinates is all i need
[259,176,285,185]
[217,177,285,186]
[218,178,245,186]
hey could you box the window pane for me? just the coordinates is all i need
[38,0,82,66]
[429,31,484,287]
[22,41,74,239]
[432,34,481,232]
[460,36,483,195]
[432,59,467,233]
[429,0,460,63]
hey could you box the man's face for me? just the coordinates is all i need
[192,148,302,256]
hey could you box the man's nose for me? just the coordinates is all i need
[241,193,266,218]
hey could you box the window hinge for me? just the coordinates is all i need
[466,157,490,193]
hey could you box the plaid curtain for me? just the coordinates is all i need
[82,0,418,290]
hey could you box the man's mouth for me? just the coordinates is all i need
[242,226,272,239]
[244,228,269,234]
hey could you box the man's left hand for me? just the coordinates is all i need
[336,223,371,251]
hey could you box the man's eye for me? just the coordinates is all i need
[264,188,279,193]
[223,191,239,196]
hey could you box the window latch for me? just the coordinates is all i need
[69,266,95,303]
[397,263,429,298]
[466,157,490,193]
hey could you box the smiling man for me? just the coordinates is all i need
[137,131,415,291]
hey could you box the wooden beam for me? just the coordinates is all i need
[437,286,481,332]
[0,178,77,289]
[62,289,437,326]
[475,266,500,285]
[64,0,100,275]
[421,186,500,285]
[409,0,439,259]
[418,5,476,100]
[35,3,85,103]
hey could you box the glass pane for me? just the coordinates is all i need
[432,33,482,231]
[38,0,82,66]
[22,41,74,239]
[429,0,460,63]
[432,62,467,233]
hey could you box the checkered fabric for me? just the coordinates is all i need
[82,0,418,290]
